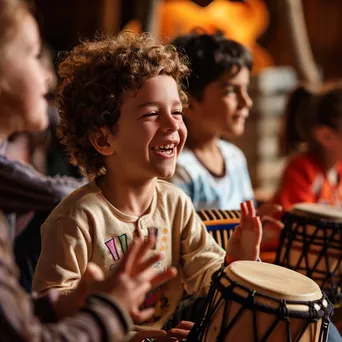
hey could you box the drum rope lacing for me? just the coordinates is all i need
[276,212,342,304]
[188,267,334,342]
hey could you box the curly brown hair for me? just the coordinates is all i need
[57,32,189,177]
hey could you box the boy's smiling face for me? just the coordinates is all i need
[189,66,252,137]
[110,74,187,181]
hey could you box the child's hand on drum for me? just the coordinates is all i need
[130,321,194,341]
[256,203,284,250]
[225,200,262,263]
[256,203,283,229]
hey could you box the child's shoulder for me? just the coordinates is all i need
[156,179,192,203]
[44,181,102,223]
[218,140,247,161]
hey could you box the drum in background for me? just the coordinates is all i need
[275,203,342,304]
[189,261,333,342]
[197,209,240,249]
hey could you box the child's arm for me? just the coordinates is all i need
[179,197,227,297]
[225,200,262,263]
[32,216,91,293]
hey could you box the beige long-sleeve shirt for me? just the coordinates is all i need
[33,180,225,329]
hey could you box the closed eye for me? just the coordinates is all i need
[223,86,238,95]
[172,110,183,116]
[141,112,158,118]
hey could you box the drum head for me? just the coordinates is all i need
[291,203,342,222]
[224,261,322,302]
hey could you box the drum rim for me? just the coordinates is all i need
[283,211,342,230]
[291,203,342,221]
[213,267,333,320]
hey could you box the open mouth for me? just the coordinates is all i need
[151,143,176,157]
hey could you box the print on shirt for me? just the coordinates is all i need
[104,228,170,324]
[105,233,128,261]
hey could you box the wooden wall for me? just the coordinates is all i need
[261,0,342,80]
[35,0,342,80]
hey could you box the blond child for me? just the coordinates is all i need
[32,32,262,341]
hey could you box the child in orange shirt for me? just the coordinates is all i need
[273,83,342,210]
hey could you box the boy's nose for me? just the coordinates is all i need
[165,123,180,132]
[239,91,253,109]
[161,114,180,132]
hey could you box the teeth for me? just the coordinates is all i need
[153,143,175,151]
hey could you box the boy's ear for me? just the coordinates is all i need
[88,127,116,156]
[313,126,336,149]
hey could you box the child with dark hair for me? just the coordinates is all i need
[32,31,263,341]
[170,31,283,257]
[170,31,255,210]
[273,82,342,210]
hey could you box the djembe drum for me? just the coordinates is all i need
[275,203,342,304]
[189,261,333,342]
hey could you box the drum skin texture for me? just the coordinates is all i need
[190,261,333,342]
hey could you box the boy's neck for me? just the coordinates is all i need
[99,174,157,217]
[186,127,219,153]
[186,129,225,176]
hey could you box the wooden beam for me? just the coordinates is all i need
[282,0,321,87]
[101,0,121,33]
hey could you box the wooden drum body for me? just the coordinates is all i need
[189,261,333,342]
[275,203,342,304]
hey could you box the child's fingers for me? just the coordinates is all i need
[167,326,192,339]
[256,204,283,217]
[83,262,105,282]
[135,266,177,289]
[240,201,247,227]
[136,251,164,274]
[120,238,143,274]
[134,235,156,267]
[131,307,156,323]
[253,216,263,240]
[246,200,256,217]
[149,266,177,289]
[131,328,167,341]
[132,281,152,304]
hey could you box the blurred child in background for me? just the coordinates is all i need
[170,31,283,251]
[273,83,342,210]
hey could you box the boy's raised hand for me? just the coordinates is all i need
[225,200,262,263]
